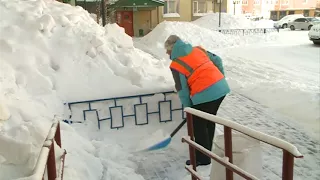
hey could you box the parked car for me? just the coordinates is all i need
[308,24,320,45]
[274,14,304,29]
[289,17,320,30]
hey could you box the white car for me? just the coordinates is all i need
[308,24,320,45]
[274,14,304,28]
[289,17,320,30]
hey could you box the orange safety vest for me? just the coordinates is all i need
[170,46,224,96]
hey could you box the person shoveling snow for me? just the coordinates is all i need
[164,35,230,167]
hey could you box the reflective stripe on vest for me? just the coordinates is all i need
[170,47,224,96]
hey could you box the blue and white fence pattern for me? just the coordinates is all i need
[63,91,185,129]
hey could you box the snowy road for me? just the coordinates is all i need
[218,30,320,139]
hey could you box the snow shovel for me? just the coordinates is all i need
[144,118,187,151]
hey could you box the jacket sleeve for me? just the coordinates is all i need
[207,51,225,75]
[171,69,193,107]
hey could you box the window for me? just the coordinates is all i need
[279,11,286,19]
[307,17,320,22]
[303,10,310,17]
[254,0,260,4]
[271,11,277,20]
[303,0,307,3]
[282,0,289,4]
[242,0,248,5]
[193,1,206,14]
[164,0,179,14]
[275,0,279,4]
[294,18,307,22]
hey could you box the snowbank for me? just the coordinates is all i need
[60,122,145,180]
[0,0,172,179]
[192,13,275,30]
[253,19,275,28]
[138,21,241,57]
[137,20,278,59]
[192,13,257,30]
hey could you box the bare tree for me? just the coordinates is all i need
[94,0,118,25]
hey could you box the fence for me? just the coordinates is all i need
[215,28,279,36]
[27,118,67,180]
[182,107,303,180]
[63,91,185,129]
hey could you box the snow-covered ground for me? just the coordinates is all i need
[0,0,319,180]
[219,30,320,139]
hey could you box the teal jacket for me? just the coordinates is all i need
[170,40,230,107]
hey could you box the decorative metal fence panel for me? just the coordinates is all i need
[216,28,279,36]
[63,91,185,129]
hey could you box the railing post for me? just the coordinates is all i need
[282,150,294,180]
[47,142,57,180]
[224,126,233,180]
[55,122,62,147]
[186,113,197,180]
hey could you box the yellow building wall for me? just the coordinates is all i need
[156,0,192,22]
[213,1,228,13]
[134,10,154,36]
[148,0,214,30]
[310,10,315,16]
[151,8,159,29]
[192,0,213,20]
[206,1,213,12]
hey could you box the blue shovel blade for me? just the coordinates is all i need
[146,137,172,151]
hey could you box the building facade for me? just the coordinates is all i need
[109,0,215,37]
[241,0,317,18]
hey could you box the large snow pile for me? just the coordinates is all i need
[137,21,241,58]
[192,13,275,29]
[0,0,173,179]
[137,20,278,59]
[192,13,257,30]
[253,19,275,28]
[189,13,279,46]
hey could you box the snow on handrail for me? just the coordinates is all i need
[184,107,303,158]
[46,117,60,141]
[46,123,58,141]
[24,116,65,180]
[32,147,50,179]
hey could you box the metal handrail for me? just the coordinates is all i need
[24,118,67,180]
[182,108,303,180]
[184,108,303,158]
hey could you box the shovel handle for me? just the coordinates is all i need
[170,119,187,137]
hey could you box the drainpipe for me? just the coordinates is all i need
[157,7,160,24]
[219,0,222,27]
[101,0,106,26]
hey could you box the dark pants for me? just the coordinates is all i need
[192,96,225,164]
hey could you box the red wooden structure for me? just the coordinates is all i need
[182,108,303,180]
